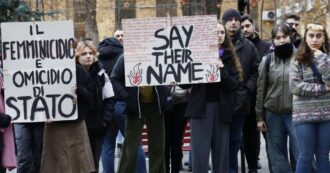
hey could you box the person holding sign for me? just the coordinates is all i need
[180,22,243,173]
[75,40,115,173]
[110,54,171,173]
[40,64,95,173]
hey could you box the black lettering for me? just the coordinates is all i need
[50,40,56,59]
[164,49,173,65]
[38,70,47,84]
[184,49,193,62]
[46,94,61,118]
[36,24,44,35]
[17,96,32,120]
[24,71,35,86]
[36,59,42,68]
[39,40,47,59]
[58,94,76,118]
[152,52,164,67]
[192,63,203,81]
[6,97,20,121]
[178,62,191,82]
[2,42,10,60]
[17,41,26,60]
[13,71,24,87]
[62,68,72,84]
[10,41,16,60]
[169,26,184,48]
[68,38,75,58]
[174,49,182,63]
[58,39,66,59]
[164,64,178,83]
[30,97,49,121]
[153,28,169,50]
[182,26,194,47]
[147,65,163,84]
[30,25,33,35]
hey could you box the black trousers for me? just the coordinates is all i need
[164,103,187,173]
[243,96,259,170]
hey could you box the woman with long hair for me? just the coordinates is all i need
[289,23,330,173]
[256,23,299,173]
[180,21,242,173]
[40,41,95,173]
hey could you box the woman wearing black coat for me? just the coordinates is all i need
[75,41,114,173]
[180,22,243,173]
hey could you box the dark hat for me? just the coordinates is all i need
[222,8,241,23]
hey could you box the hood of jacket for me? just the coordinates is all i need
[98,38,123,60]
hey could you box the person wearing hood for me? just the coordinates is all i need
[255,24,299,173]
[222,8,259,173]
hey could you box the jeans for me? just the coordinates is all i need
[295,121,330,173]
[229,113,246,173]
[101,102,146,173]
[265,111,299,173]
[14,123,44,173]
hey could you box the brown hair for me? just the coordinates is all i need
[295,24,329,64]
[75,41,98,64]
[218,21,243,81]
[284,13,300,21]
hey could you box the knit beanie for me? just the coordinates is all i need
[222,8,241,24]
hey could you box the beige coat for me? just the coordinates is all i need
[40,120,95,173]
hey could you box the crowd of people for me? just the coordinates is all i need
[0,7,329,173]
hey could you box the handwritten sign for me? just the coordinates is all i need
[123,15,220,86]
[1,21,77,123]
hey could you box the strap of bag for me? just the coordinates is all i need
[310,63,324,84]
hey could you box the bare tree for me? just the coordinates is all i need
[84,0,99,44]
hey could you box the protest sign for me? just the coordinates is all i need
[123,15,220,86]
[1,21,77,122]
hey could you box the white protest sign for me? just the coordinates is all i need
[123,15,220,86]
[1,21,77,123]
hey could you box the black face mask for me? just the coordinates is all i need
[274,43,294,59]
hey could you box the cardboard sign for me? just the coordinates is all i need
[1,21,77,123]
[123,15,220,86]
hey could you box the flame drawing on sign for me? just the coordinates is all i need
[205,65,220,82]
[128,63,143,86]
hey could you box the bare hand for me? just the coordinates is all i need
[257,121,267,132]
[170,81,177,86]
[73,85,77,93]
[216,58,224,69]
[326,85,330,91]
[311,48,323,57]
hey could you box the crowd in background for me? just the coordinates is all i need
[0,7,329,173]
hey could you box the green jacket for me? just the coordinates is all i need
[255,52,293,121]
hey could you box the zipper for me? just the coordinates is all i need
[137,87,142,118]
[155,87,162,114]
[282,59,285,107]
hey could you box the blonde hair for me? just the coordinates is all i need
[75,41,98,64]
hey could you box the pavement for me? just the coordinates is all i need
[7,137,271,173]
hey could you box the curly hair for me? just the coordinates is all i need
[75,41,98,64]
